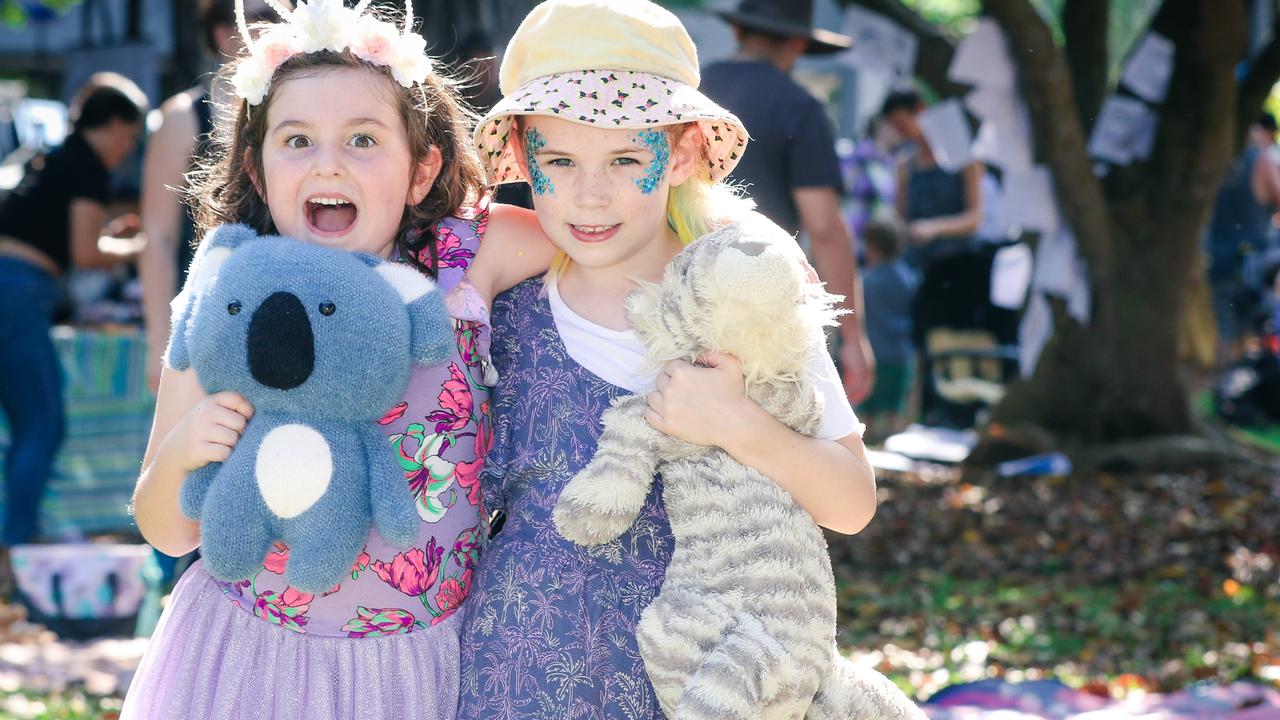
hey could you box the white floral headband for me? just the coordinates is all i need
[232,0,432,106]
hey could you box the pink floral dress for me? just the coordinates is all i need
[121,204,498,720]
[208,203,494,638]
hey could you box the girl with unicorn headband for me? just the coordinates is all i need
[123,0,554,716]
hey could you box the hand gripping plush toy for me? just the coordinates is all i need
[553,217,924,720]
[166,225,453,593]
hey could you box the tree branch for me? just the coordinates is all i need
[982,0,1115,285]
[844,0,966,98]
[1237,17,1280,151]
[1139,0,1245,230]
[1062,0,1109,134]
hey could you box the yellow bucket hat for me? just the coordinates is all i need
[474,0,749,186]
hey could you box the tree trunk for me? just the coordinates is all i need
[986,0,1245,440]
[847,0,1280,442]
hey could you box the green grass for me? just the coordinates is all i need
[835,560,1280,699]
[0,690,121,720]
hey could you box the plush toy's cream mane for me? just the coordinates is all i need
[628,218,843,386]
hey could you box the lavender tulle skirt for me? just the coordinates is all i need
[120,561,461,719]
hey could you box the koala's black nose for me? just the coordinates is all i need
[248,291,314,390]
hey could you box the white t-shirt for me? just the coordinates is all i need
[547,278,864,441]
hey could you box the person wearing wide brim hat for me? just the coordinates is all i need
[459,3,889,720]
[700,0,876,404]
[473,0,749,190]
[714,0,852,56]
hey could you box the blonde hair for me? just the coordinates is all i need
[542,122,754,277]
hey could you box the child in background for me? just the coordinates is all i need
[124,1,552,717]
[859,218,918,442]
[457,1,879,717]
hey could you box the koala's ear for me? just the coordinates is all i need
[164,224,256,371]
[374,264,454,365]
[163,300,194,371]
[183,224,256,298]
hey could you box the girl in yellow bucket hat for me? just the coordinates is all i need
[458,1,889,718]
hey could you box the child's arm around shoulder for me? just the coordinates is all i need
[465,203,556,305]
[133,366,254,556]
[645,351,876,536]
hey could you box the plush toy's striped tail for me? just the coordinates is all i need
[806,648,926,720]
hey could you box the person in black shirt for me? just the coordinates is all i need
[701,0,877,405]
[139,0,274,392]
[0,72,146,547]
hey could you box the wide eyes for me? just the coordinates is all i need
[283,134,376,149]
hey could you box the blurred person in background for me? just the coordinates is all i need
[701,0,876,403]
[858,218,918,442]
[0,72,147,550]
[881,88,983,268]
[138,0,272,392]
[1204,112,1280,365]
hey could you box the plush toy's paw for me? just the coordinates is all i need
[377,502,418,549]
[178,464,219,520]
[553,466,646,546]
[553,497,634,546]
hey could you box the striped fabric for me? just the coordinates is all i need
[0,328,152,537]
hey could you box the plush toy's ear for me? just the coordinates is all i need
[374,263,454,365]
[164,224,258,371]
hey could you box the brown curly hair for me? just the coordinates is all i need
[187,44,486,277]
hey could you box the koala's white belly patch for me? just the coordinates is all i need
[256,424,333,519]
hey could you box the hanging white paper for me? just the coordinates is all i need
[1033,222,1076,296]
[964,85,1020,125]
[971,111,1034,173]
[840,6,918,78]
[948,17,1015,89]
[990,242,1034,310]
[1067,257,1092,324]
[1121,32,1175,104]
[1001,165,1059,236]
[1132,109,1159,161]
[918,98,973,172]
[1087,95,1156,165]
[1032,225,1091,324]
[1018,291,1054,377]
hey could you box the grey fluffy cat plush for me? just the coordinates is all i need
[553,216,924,720]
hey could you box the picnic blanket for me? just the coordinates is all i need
[925,679,1280,718]
[0,327,151,537]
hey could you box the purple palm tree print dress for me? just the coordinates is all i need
[458,278,674,720]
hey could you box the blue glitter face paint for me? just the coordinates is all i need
[634,129,670,195]
[524,128,554,196]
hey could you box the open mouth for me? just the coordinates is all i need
[305,196,358,235]
[569,223,620,243]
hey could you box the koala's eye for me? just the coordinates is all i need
[227,301,242,315]
[319,302,336,317]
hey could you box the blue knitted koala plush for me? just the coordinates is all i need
[166,224,454,593]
